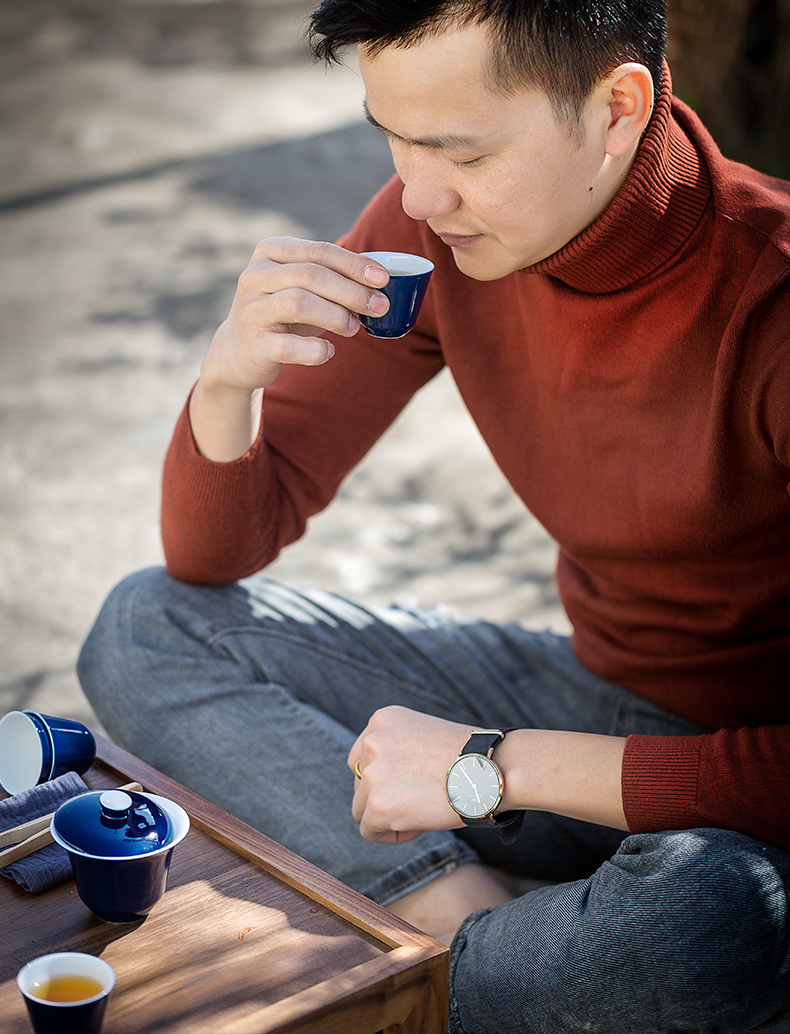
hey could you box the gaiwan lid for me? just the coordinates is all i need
[53,789,171,857]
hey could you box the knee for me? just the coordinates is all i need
[451,829,790,1034]
[77,566,174,694]
[587,829,790,1029]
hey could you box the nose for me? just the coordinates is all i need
[395,146,460,222]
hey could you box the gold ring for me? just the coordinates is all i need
[354,761,363,779]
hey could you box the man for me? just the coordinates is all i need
[78,1,790,1030]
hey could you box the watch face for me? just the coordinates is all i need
[446,754,503,819]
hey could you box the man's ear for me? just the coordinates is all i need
[602,63,654,158]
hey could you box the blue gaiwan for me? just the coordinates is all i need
[51,789,190,923]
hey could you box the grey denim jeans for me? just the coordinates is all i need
[78,568,790,1033]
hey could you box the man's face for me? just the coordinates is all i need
[359,22,622,281]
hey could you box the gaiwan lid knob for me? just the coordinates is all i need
[100,789,134,817]
[53,789,171,857]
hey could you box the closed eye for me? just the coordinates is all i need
[453,155,488,168]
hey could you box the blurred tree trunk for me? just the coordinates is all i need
[667,0,790,176]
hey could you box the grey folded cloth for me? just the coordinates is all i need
[0,771,88,892]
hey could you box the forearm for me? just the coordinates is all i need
[496,729,628,830]
[350,708,629,844]
[188,374,264,462]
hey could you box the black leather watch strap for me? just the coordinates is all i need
[458,729,525,844]
[460,730,505,758]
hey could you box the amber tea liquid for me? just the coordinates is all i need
[31,973,105,1002]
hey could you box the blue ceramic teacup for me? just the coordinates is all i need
[358,251,434,338]
[0,711,54,795]
[17,952,115,1034]
[26,711,96,783]
[0,710,96,795]
[51,789,190,923]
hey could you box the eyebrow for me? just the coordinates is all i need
[363,101,485,151]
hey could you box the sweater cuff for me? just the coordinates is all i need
[621,734,705,834]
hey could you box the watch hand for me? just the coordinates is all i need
[460,765,481,802]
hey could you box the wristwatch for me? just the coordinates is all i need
[445,729,524,842]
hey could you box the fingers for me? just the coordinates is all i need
[244,238,390,333]
[348,708,472,844]
[348,746,430,842]
[353,771,423,845]
[256,285,364,338]
[202,238,391,394]
[255,329,336,368]
[362,828,423,846]
[260,237,389,290]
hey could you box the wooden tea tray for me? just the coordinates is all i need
[0,736,449,1033]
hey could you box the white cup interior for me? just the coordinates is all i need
[0,711,45,795]
[150,793,191,849]
[362,251,434,276]
[17,952,115,1006]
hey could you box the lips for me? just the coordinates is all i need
[434,231,485,247]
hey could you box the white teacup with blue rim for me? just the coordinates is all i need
[0,711,96,795]
[51,788,190,923]
[358,251,434,338]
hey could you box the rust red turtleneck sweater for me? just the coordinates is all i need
[162,73,790,850]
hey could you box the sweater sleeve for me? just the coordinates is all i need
[621,275,790,853]
[161,176,445,584]
[622,724,790,851]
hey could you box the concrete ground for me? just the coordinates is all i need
[0,0,565,737]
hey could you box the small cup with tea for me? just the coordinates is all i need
[17,952,115,1034]
[0,710,96,795]
[358,251,434,338]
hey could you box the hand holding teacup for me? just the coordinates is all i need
[190,238,433,462]
[201,239,433,391]
[200,238,393,396]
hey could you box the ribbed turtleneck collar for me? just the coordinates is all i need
[525,67,712,293]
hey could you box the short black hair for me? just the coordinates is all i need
[308,0,666,125]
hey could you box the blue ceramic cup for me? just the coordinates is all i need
[358,251,434,338]
[0,710,96,794]
[51,789,190,923]
[17,952,115,1034]
[26,712,97,783]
